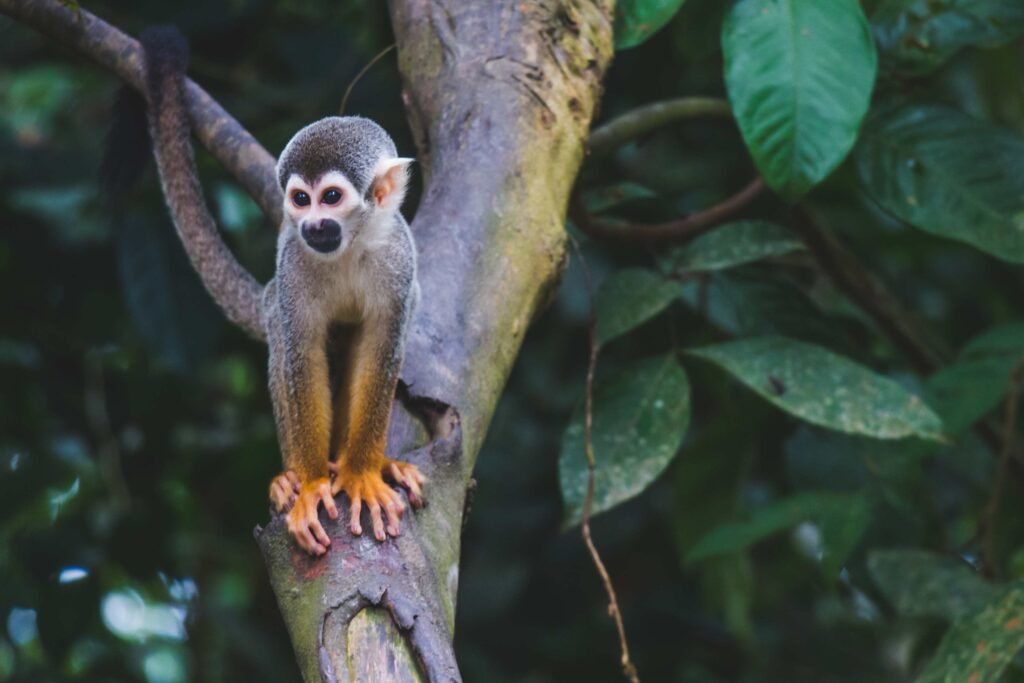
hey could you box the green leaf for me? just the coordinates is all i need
[594,268,680,345]
[687,491,871,576]
[857,105,1024,262]
[559,355,690,525]
[689,336,944,439]
[873,0,1024,75]
[615,0,688,50]
[916,586,1024,683]
[926,323,1024,433]
[722,0,877,200]
[667,221,804,274]
[868,550,1000,620]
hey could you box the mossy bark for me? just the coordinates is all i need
[259,2,614,680]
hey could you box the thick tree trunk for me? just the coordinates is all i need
[257,2,613,679]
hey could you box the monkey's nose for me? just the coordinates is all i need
[300,219,342,253]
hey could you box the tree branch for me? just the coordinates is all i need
[588,96,732,157]
[570,177,765,246]
[0,0,283,224]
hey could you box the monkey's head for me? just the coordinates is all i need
[276,116,411,255]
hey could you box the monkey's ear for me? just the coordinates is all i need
[370,157,413,211]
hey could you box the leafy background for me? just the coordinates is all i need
[2,0,1024,681]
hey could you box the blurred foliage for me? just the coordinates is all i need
[2,0,1024,682]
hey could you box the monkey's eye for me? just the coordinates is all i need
[321,189,342,205]
[291,191,311,207]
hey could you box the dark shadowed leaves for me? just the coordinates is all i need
[667,221,803,274]
[594,268,680,344]
[722,0,877,200]
[857,104,1024,262]
[868,549,1000,620]
[872,0,1024,75]
[614,0,688,49]
[687,491,872,578]
[559,354,690,525]
[689,336,944,439]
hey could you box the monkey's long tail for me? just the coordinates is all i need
[137,26,266,341]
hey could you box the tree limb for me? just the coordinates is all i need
[571,177,765,246]
[588,96,732,157]
[0,0,283,224]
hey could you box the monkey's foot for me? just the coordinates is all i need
[286,476,338,556]
[332,468,407,542]
[269,470,300,512]
[384,458,426,509]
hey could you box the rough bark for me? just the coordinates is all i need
[1,0,614,679]
[259,2,614,679]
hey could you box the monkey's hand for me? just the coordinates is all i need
[268,470,300,512]
[286,477,338,556]
[332,460,425,541]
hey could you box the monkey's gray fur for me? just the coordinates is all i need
[138,26,423,549]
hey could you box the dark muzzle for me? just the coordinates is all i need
[300,218,342,253]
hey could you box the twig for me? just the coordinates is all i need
[981,357,1024,576]
[567,235,641,683]
[570,177,765,247]
[588,96,732,158]
[339,43,396,116]
[788,207,948,374]
[0,0,282,223]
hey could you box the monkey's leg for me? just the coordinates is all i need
[332,314,424,541]
[268,309,337,555]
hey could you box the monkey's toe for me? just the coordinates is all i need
[334,470,406,542]
[384,459,426,508]
[269,471,300,512]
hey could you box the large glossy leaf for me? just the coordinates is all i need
[559,355,690,525]
[687,491,872,578]
[722,0,877,200]
[689,336,944,439]
[868,550,1000,621]
[873,0,1024,75]
[857,105,1024,262]
[916,586,1024,683]
[594,268,680,345]
[667,221,804,274]
[615,0,688,50]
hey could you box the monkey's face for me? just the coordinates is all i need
[283,171,362,255]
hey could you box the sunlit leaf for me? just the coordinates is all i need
[868,549,1000,620]
[873,0,1024,75]
[594,268,680,344]
[559,354,690,525]
[916,585,1024,683]
[689,336,944,439]
[857,105,1024,262]
[722,0,877,200]
[615,0,688,49]
[667,221,803,274]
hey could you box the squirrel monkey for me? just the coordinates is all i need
[136,28,425,556]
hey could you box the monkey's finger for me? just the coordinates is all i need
[383,498,402,538]
[318,483,338,520]
[309,516,331,549]
[287,517,321,555]
[368,501,386,541]
[286,471,300,491]
[350,496,363,536]
[270,481,287,510]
